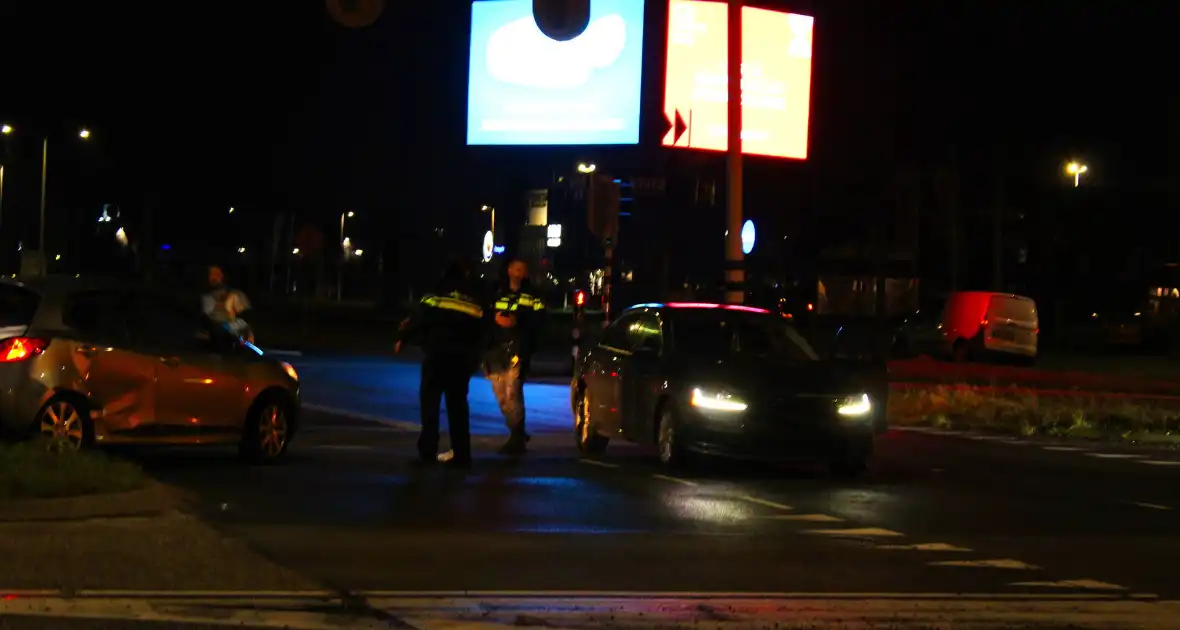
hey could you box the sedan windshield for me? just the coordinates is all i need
[668,310,818,361]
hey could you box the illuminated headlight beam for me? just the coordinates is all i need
[837,394,872,416]
[691,388,748,412]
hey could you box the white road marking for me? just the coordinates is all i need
[764,514,842,522]
[1140,460,1180,466]
[930,559,1040,570]
[1043,446,1087,452]
[578,459,619,469]
[996,439,1028,445]
[1010,579,1129,591]
[966,435,1008,441]
[651,474,698,486]
[301,403,417,431]
[1086,453,1143,459]
[735,495,793,511]
[1126,501,1172,511]
[878,543,972,552]
[264,349,304,357]
[805,528,905,538]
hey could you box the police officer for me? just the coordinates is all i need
[395,258,487,469]
[484,259,545,455]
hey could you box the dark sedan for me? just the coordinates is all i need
[570,302,887,473]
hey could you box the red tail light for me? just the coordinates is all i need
[0,337,48,362]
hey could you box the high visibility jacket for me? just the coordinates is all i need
[485,287,545,369]
[399,290,487,362]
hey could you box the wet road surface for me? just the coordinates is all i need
[132,356,1180,599]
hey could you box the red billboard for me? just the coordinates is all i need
[662,0,814,159]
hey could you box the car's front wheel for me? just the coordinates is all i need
[657,407,691,468]
[240,394,294,464]
[574,388,609,456]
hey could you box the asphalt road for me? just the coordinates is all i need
[119,355,1180,604]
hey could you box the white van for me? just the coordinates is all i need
[938,291,1039,363]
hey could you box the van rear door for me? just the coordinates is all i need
[985,296,1038,354]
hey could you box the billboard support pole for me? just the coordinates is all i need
[724,0,744,304]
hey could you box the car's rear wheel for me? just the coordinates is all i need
[657,407,690,468]
[240,394,294,464]
[35,395,93,452]
[829,438,873,477]
[574,388,609,455]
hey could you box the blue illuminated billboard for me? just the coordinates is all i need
[466,0,646,146]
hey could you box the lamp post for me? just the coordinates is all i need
[338,211,355,302]
[0,125,9,253]
[6,126,93,266]
[481,204,495,240]
[1065,161,1088,188]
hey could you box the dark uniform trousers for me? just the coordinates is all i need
[418,354,477,463]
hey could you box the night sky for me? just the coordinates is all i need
[0,1,1175,281]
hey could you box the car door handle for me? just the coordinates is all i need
[75,346,98,358]
[159,356,181,368]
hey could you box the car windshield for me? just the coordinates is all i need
[668,309,819,361]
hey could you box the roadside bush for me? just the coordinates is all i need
[0,441,149,500]
[888,385,1180,442]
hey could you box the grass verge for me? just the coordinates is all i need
[888,385,1180,445]
[0,441,150,501]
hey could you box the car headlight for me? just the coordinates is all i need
[281,361,299,383]
[691,387,748,412]
[837,393,872,417]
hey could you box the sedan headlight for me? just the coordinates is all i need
[281,361,299,383]
[691,387,748,412]
[837,393,872,417]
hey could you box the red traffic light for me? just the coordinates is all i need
[574,290,586,307]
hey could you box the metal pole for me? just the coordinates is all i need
[0,165,5,253]
[338,212,346,302]
[724,0,744,304]
[39,137,48,258]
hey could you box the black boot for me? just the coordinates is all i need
[498,431,530,455]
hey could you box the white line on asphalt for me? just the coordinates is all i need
[73,590,340,598]
[1140,460,1180,466]
[929,559,1040,570]
[264,349,304,357]
[301,403,418,431]
[966,435,1009,441]
[877,543,973,552]
[578,459,620,469]
[996,439,1029,445]
[735,495,793,511]
[651,474,698,486]
[1125,501,1172,511]
[1043,446,1088,452]
[1086,453,1143,459]
[1009,579,1129,591]
[804,528,905,538]
[764,514,842,522]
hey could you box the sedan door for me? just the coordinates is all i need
[588,312,642,438]
[127,292,251,440]
[619,311,664,441]
[60,290,160,437]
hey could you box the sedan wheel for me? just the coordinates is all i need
[241,400,292,464]
[257,404,289,458]
[575,389,608,455]
[657,409,687,467]
[39,399,87,452]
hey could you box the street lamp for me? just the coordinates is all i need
[0,125,11,135]
[228,207,235,214]
[338,211,355,302]
[577,162,596,174]
[354,249,364,257]
[481,204,495,238]
[1065,161,1088,187]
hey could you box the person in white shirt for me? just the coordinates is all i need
[203,265,254,343]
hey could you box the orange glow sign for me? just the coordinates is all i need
[662,0,813,159]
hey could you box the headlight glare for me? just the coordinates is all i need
[691,387,748,412]
[837,393,871,416]
[281,361,299,382]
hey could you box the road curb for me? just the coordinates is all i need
[0,481,192,524]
